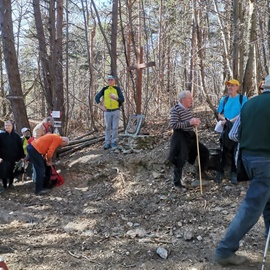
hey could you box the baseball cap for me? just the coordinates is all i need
[21,127,30,133]
[225,79,240,86]
[108,75,115,80]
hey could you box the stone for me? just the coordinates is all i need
[156,247,169,259]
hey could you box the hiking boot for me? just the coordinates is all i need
[196,171,214,180]
[231,172,238,185]
[214,172,224,183]
[111,143,117,148]
[173,181,186,192]
[173,184,186,192]
[35,188,51,196]
[8,184,15,189]
[191,179,209,187]
[103,144,111,150]
[213,253,247,266]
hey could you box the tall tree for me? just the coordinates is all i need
[0,0,29,132]
[242,0,256,96]
[33,0,54,112]
[111,0,118,76]
[232,0,240,78]
[81,0,96,130]
[55,0,65,133]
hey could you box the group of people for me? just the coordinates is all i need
[168,75,270,266]
[168,78,247,189]
[1,73,269,265]
[0,117,69,195]
[0,74,124,195]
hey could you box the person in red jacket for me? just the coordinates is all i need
[27,134,69,195]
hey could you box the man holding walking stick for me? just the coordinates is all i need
[168,90,209,191]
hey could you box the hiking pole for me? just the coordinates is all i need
[195,126,203,194]
[262,228,270,270]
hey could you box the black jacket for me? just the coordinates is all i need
[0,130,25,162]
[168,129,197,168]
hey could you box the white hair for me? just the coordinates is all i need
[43,117,54,125]
[61,137,69,145]
[178,90,191,101]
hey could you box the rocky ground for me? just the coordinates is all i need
[0,116,268,270]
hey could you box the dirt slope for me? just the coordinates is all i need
[0,121,268,270]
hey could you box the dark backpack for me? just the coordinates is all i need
[221,120,236,151]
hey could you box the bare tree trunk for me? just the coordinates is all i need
[238,1,244,82]
[81,0,96,131]
[242,0,256,96]
[0,0,29,132]
[111,0,118,76]
[33,0,53,113]
[91,0,113,75]
[213,0,233,78]
[193,0,216,115]
[49,0,56,114]
[0,36,7,116]
[55,0,65,133]
[188,18,196,92]
[64,0,69,135]
[232,0,240,78]
[258,17,268,75]
[90,3,97,130]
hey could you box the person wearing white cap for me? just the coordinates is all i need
[95,75,124,150]
[21,128,31,154]
[214,74,270,266]
[215,79,248,184]
[20,127,33,181]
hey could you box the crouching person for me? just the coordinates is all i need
[27,134,69,195]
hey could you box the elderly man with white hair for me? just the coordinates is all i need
[168,90,209,190]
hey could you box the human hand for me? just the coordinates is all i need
[46,160,52,166]
[0,158,3,163]
[221,120,227,126]
[190,118,201,127]
[100,105,107,112]
[109,94,117,100]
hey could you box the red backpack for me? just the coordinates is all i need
[50,166,65,187]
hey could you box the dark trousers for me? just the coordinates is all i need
[220,145,237,174]
[173,142,209,185]
[27,144,46,194]
[0,160,15,187]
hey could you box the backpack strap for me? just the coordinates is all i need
[239,94,243,105]
[220,94,243,114]
[220,96,229,115]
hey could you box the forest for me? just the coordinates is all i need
[1,1,270,269]
[0,0,268,135]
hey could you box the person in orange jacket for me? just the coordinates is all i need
[27,134,69,195]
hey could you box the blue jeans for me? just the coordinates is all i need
[104,110,120,145]
[215,154,270,258]
[27,144,46,194]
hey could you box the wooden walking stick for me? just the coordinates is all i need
[195,126,203,194]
